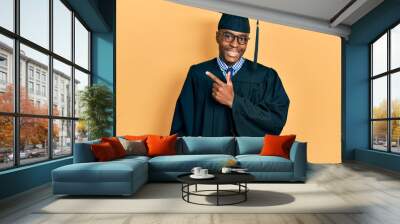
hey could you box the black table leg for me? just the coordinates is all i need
[195,184,197,192]
[245,183,247,201]
[187,184,190,202]
[217,184,219,206]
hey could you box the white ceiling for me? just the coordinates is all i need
[167,0,384,38]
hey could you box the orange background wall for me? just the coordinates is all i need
[116,0,341,163]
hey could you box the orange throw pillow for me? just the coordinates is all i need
[124,135,148,141]
[146,134,177,157]
[101,137,127,158]
[260,134,296,159]
[91,142,117,161]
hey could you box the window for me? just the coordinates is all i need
[0,71,6,84]
[0,0,14,32]
[36,83,40,95]
[35,70,40,81]
[28,67,34,80]
[0,35,13,113]
[53,59,71,117]
[20,0,49,49]
[75,18,89,70]
[28,81,34,94]
[0,0,91,170]
[42,85,46,97]
[0,116,13,170]
[53,0,72,60]
[0,55,7,67]
[371,23,400,154]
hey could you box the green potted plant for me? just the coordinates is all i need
[79,84,113,140]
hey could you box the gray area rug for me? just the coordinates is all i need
[37,183,362,214]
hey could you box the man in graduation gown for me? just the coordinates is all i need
[170,13,290,137]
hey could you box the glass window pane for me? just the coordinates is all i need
[75,120,88,143]
[74,69,89,118]
[372,33,387,76]
[372,77,387,119]
[372,121,388,151]
[74,18,89,70]
[391,120,400,153]
[20,0,49,49]
[391,72,400,118]
[0,0,14,31]
[20,44,49,115]
[0,116,13,170]
[53,0,72,60]
[0,34,14,112]
[20,117,49,165]
[53,119,72,157]
[53,59,72,117]
[391,24,400,70]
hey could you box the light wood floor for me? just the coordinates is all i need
[1,162,400,224]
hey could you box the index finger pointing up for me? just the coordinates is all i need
[205,71,224,86]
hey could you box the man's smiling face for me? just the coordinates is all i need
[216,29,249,66]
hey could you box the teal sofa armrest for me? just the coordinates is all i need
[73,140,100,163]
[289,141,307,181]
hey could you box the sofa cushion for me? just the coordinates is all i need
[119,138,147,156]
[101,137,127,158]
[235,137,263,155]
[52,159,147,183]
[178,137,235,155]
[260,134,296,159]
[73,140,100,163]
[124,135,148,141]
[147,134,177,157]
[148,154,235,172]
[91,142,118,161]
[115,155,150,163]
[236,155,293,172]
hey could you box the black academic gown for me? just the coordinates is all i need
[170,58,289,137]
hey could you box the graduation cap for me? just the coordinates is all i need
[218,13,260,69]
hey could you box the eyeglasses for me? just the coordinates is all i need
[220,31,250,45]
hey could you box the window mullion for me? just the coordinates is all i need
[71,10,76,155]
[370,45,373,149]
[388,30,391,153]
[13,0,20,167]
[49,0,54,160]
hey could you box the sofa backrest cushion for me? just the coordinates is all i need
[236,137,263,155]
[178,137,235,155]
[73,139,100,163]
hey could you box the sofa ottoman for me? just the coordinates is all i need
[52,154,149,196]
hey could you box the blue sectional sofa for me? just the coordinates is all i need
[52,137,307,196]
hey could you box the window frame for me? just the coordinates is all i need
[0,0,92,171]
[370,21,400,154]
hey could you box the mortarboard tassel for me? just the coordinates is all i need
[253,20,259,70]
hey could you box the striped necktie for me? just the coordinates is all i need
[226,67,234,78]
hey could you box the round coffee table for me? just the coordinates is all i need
[177,173,255,206]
